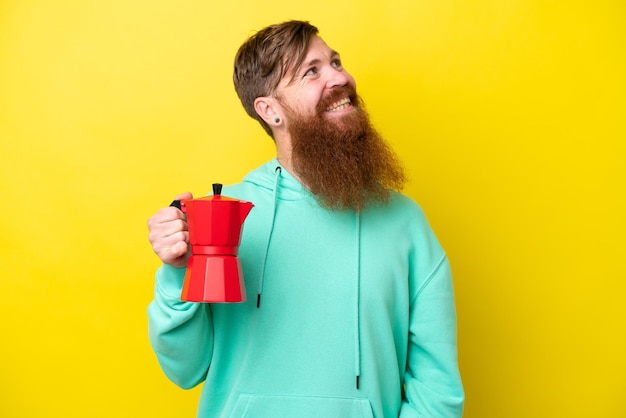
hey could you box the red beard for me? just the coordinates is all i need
[285,86,406,212]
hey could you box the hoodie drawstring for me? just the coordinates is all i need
[253,162,363,390]
[355,212,362,389]
[256,165,282,308]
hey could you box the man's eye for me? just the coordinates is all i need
[305,67,318,76]
[331,59,342,69]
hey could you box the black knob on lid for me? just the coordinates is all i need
[212,183,223,196]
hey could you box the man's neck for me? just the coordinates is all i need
[275,134,305,186]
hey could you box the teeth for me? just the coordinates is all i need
[326,97,351,111]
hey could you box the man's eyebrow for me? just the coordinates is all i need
[302,50,341,68]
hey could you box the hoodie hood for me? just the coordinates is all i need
[242,158,314,203]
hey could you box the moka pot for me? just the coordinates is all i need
[176,183,253,303]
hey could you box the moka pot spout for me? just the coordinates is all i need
[239,201,253,225]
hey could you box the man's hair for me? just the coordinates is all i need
[233,20,319,138]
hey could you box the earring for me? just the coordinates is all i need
[274,116,281,124]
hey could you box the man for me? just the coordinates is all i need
[147,20,464,417]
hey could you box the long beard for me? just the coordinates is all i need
[286,88,406,212]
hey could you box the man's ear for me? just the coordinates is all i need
[254,96,282,127]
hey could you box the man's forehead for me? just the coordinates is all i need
[304,36,339,61]
[283,36,339,78]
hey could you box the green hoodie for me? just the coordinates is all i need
[148,159,464,417]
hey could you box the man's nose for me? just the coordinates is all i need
[326,67,352,89]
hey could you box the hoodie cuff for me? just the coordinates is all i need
[155,264,187,300]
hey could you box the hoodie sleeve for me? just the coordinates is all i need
[147,264,214,389]
[400,255,465,418]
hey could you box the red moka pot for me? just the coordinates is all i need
[177,183,253,303]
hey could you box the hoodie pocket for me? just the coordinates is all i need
[229,394,374,418]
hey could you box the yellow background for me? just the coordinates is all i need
[1,1,624,417]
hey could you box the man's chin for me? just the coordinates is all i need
[323,109,363,132]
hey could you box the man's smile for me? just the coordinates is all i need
[325,97,352,112]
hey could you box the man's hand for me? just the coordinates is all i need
[147,192,193,268]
